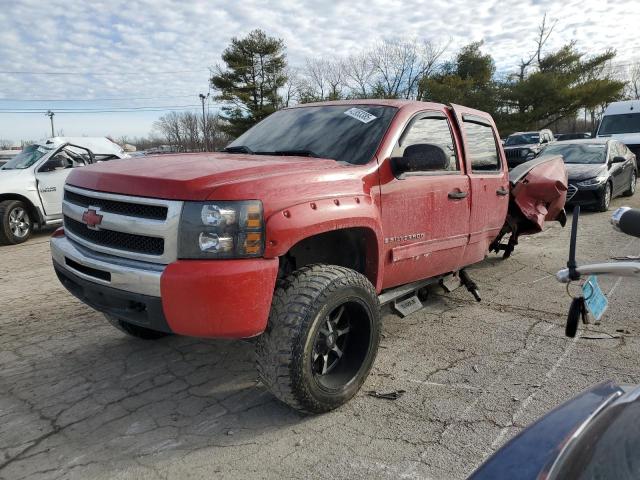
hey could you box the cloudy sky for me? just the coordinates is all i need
[0,0,637,143]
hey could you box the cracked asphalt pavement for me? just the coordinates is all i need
[2,193,640,479]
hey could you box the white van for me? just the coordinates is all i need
[596,100,640,163]
[0,137,128,245]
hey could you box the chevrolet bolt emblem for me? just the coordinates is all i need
[82,207,103,230]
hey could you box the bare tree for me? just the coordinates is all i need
[628,62,640,100]
[517,13,557,81]
[153,112,184,149]
[344,52,375,98]
[370,39,447,99]
[180,112,200,151]
[202,112,231,150]
[303,58,330,100]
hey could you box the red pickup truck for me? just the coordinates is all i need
[50,100,567,413]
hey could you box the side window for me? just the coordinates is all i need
[395,115,459,172]
[463,120,501,172]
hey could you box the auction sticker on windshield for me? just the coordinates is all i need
[583,275,608,321]
[344,108,377,124]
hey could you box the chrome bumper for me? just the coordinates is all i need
[51,235,164,297]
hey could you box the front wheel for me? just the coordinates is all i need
[624,170,637,197]
[256,264,381,414]
[0,200,32,245]
[596,182,612,212]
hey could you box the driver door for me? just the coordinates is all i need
[379,111,471,289]
[35,145,89,216]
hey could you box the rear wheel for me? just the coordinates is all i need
[104,314,169,340]
[256,264,380,413]
[0,200,32,245]
[624,170,637,197]
[596,182,612,212]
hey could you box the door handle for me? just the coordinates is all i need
[448,191,468,200]
[496,187,509,196]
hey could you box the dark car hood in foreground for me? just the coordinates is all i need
[470,381,640,480]
[566,163,607,182]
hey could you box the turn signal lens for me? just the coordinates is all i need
[242,232,262,255]
[245,204,262,229]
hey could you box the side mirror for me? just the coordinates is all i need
[611,156,626,164]
[392,144,449,177]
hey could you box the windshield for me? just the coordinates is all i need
[227,105,398,165]
[540,143,607,164]
[505,133,540,146]
[1,144,51,170]
[599,113,640,135]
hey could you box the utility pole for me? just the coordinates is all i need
[46,110,55,137]
[199,93,209,152]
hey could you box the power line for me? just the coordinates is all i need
[0,106,205,114]
[0,69,207,76]
[0,95,196,102]
[0,104,203,112]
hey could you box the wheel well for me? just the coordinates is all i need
[0,194,41,225]
[280,228,378,287]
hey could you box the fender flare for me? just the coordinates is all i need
[264,195,384,291]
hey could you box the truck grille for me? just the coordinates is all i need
[64,190,168,220]
[505,148,526,162]
[64,216,164,255]
[62,185,183,264]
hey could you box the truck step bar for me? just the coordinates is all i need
[378,270,480,318]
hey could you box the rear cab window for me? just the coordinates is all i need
[462,118,502,173]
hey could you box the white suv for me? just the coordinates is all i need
[0,137,128,245]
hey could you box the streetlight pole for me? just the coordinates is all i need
[199,93,209,152]
[46,110,55,137]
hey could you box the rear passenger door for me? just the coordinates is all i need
[449,104,509,265]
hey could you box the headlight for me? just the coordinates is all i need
[577,176,607,187]
[178,200,264,258]
[520,148,530,158]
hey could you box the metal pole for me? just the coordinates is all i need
[46,110,55,137]
[199,94,208,152]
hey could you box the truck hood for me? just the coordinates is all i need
[598,132,640,144]
[566,163,607,181]
[66,153,369,208]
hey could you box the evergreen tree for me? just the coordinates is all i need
[211,29,287,138]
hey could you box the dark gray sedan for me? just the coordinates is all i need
[537,139,637,211]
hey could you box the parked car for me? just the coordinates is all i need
[503,129,554,169]
[471,381,640,480]
[596,100,640,161]
[0,150,20,168]
[0,137,127,245]
[50,100,568,413]
[537,138,636,211]
[555,132,591,141]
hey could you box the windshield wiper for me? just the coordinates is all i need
[224,145,254,154]
[272,149,320,158]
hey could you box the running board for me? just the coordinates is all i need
[378,275,450,307]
